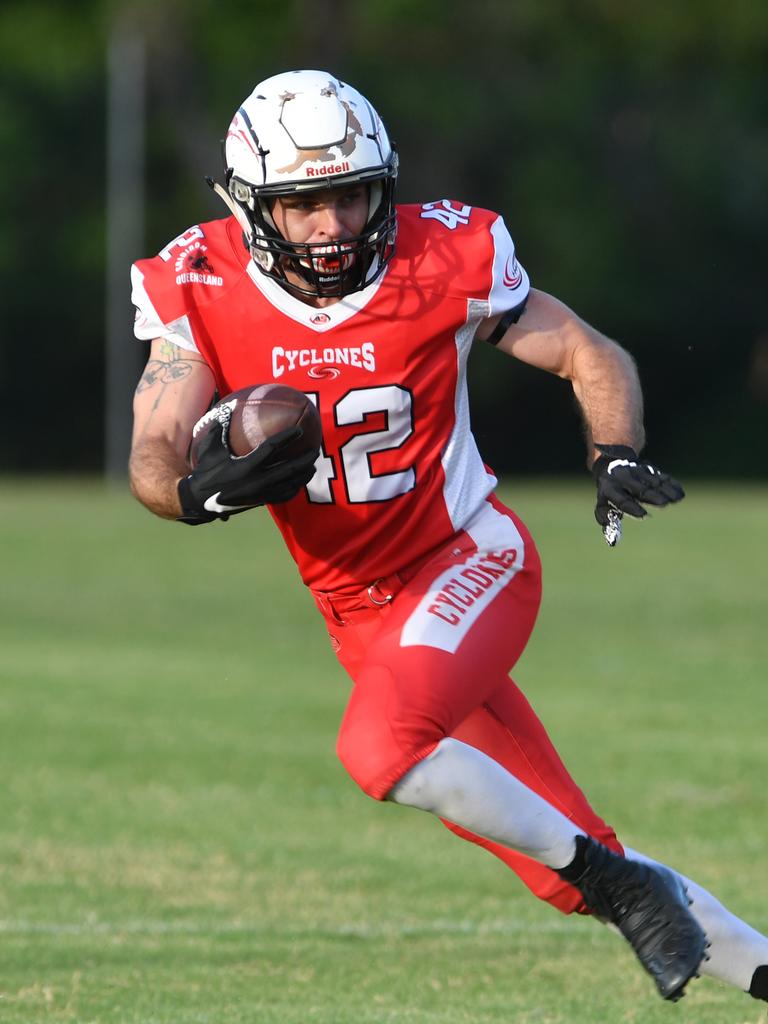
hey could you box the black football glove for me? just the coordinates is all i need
[592,444,685,531]
[177,423,319,525]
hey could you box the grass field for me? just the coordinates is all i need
[1,478,766,1023]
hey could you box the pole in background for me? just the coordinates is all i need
[105,17,146,479]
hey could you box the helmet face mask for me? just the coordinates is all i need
[220,71,398,299]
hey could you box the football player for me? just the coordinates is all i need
[129,70,768,1004]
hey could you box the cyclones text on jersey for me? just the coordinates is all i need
[272,342,376,378]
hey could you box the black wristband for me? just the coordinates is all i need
[176,475,218,524]
[594,444,638,459]
[592,444,638,475]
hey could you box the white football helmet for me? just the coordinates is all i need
[212,70,398,298]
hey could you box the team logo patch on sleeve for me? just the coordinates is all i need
[174,243,223,287]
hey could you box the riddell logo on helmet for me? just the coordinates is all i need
[305,162,351,177]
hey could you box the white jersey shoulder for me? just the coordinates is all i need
[131,220,236,353]
[131,264,200,352]
[486,215,530,317]
[415,200,530,315]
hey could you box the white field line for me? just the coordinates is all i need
[0,917,581,938]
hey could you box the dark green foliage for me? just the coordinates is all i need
[1,1,766,473]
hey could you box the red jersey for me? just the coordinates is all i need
[131,200,530,592]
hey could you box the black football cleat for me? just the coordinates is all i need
[558,837,708,1001]
[750,965,768,1001]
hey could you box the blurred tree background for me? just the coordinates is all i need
[0,0,765,476]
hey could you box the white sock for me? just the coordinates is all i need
[624,847,768,991]
[389,737,583,869]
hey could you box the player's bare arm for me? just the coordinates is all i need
[480,288,684,534]
[480,288,645,466]
[130,339,320,525]
[129,338,216,519]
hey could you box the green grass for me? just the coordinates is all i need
[0,478,766,1023]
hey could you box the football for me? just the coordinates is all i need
[189,383,322,466]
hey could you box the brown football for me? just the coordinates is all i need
[189,384,322,467]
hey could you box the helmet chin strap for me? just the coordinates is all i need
[205,178,253,239]
[206,177,252,237]
[206,177,276,272]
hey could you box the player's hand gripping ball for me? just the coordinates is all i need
[190,384,322,462]
[177,384,322,525]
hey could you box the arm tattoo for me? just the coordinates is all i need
[136,342,209,424]
[137,341,207,396]
[136,358,195,392]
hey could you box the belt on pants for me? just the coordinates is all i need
[309,534,477,623]
[311,571,409,620]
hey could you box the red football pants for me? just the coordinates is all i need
[312,495,621,914]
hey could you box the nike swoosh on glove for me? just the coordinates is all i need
[592,444,685,528]
[177,423,319,525]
